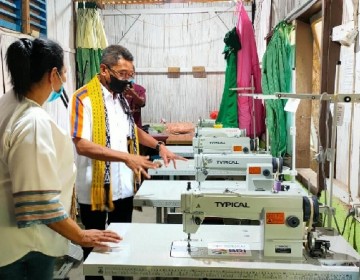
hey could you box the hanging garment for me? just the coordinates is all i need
[216,27,241,128]
[262,22,293,157]
[76,3,108,87]
[236,1,265,138]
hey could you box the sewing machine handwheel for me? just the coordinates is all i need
[272,157,283,173]
[250,139,257,151]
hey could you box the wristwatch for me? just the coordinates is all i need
[155,141,165,152]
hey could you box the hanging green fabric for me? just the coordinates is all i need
[262,22,293,157]
[76,48,102,87]
[76,3,108,87]
[216,27,241,128]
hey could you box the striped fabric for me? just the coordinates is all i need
[13,190,67,228]
[71,87,89,138]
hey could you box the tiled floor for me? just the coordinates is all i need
[67,207,156,280]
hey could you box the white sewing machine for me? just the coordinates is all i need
[180,190,318,260]
[193,136,253,154]
[194,153,275,191]
[195,127,246,138]
[193,127,252,154]
[197,118,216,128]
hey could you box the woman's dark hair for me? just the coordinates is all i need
[6,38,64,101]
[101,45,134,67]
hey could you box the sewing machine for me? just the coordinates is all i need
[197,118,216,128]
[180,190,319,260]
[195,127,246,138]
[193,136,253,154]
[194,153,275,191]
[193,126,254,154]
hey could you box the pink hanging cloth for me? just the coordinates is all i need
[236,1,265,138]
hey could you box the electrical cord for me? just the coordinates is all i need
[350,217,357,251]
[321,211,341,234]
[332,214,341,234]
[341,208,355,236]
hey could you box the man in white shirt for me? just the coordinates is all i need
[69,45,185,280]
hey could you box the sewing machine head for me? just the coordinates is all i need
[195,127,246,138]
[197,118,216,128]
[181,190,319,259]
[194,153,275,191]
[193,136,253,154]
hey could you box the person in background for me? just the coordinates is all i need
[69,44,186,280]
[0,38,121,280]
[124,66,146,128]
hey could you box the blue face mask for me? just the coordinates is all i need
[47,86,64,102]
[48,71,64,102]
[128,78,135,84]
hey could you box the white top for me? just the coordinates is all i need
[69,82,133,204]
[0,91,76,266]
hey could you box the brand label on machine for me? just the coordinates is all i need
[208,242,251,257]
[214,202,249,208]
[209,141,226,144]
[275,245,292,254]
[216,160,239,165]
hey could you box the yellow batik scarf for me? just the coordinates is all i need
[88,76,114,211]
[128,126,141,192]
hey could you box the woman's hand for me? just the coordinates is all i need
[79,229,122,248]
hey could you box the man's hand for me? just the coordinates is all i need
[123,86,136,99]
[123,86,145,107]
[159,145,187,168]
[124,154,159,179]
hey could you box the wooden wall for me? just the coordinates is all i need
[45,0,76,130]
[102,2,251,123]
[335,1,360,201]
[295,20,313,168]
[271,0,313,27]
[0,0,76,131]
[0,34,17,94]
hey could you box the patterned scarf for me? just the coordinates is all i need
[117,92,141,191]
[87,77,113,211]
[117,92,137,155]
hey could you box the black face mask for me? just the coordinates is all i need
[108,74,130,93]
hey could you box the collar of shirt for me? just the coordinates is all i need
[24,97,42,107]
[100,83,114,101]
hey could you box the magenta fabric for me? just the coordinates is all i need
[236,1,265,138]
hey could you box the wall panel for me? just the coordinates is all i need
[102,2,245,123]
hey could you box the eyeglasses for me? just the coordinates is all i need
[106,65,134,80]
